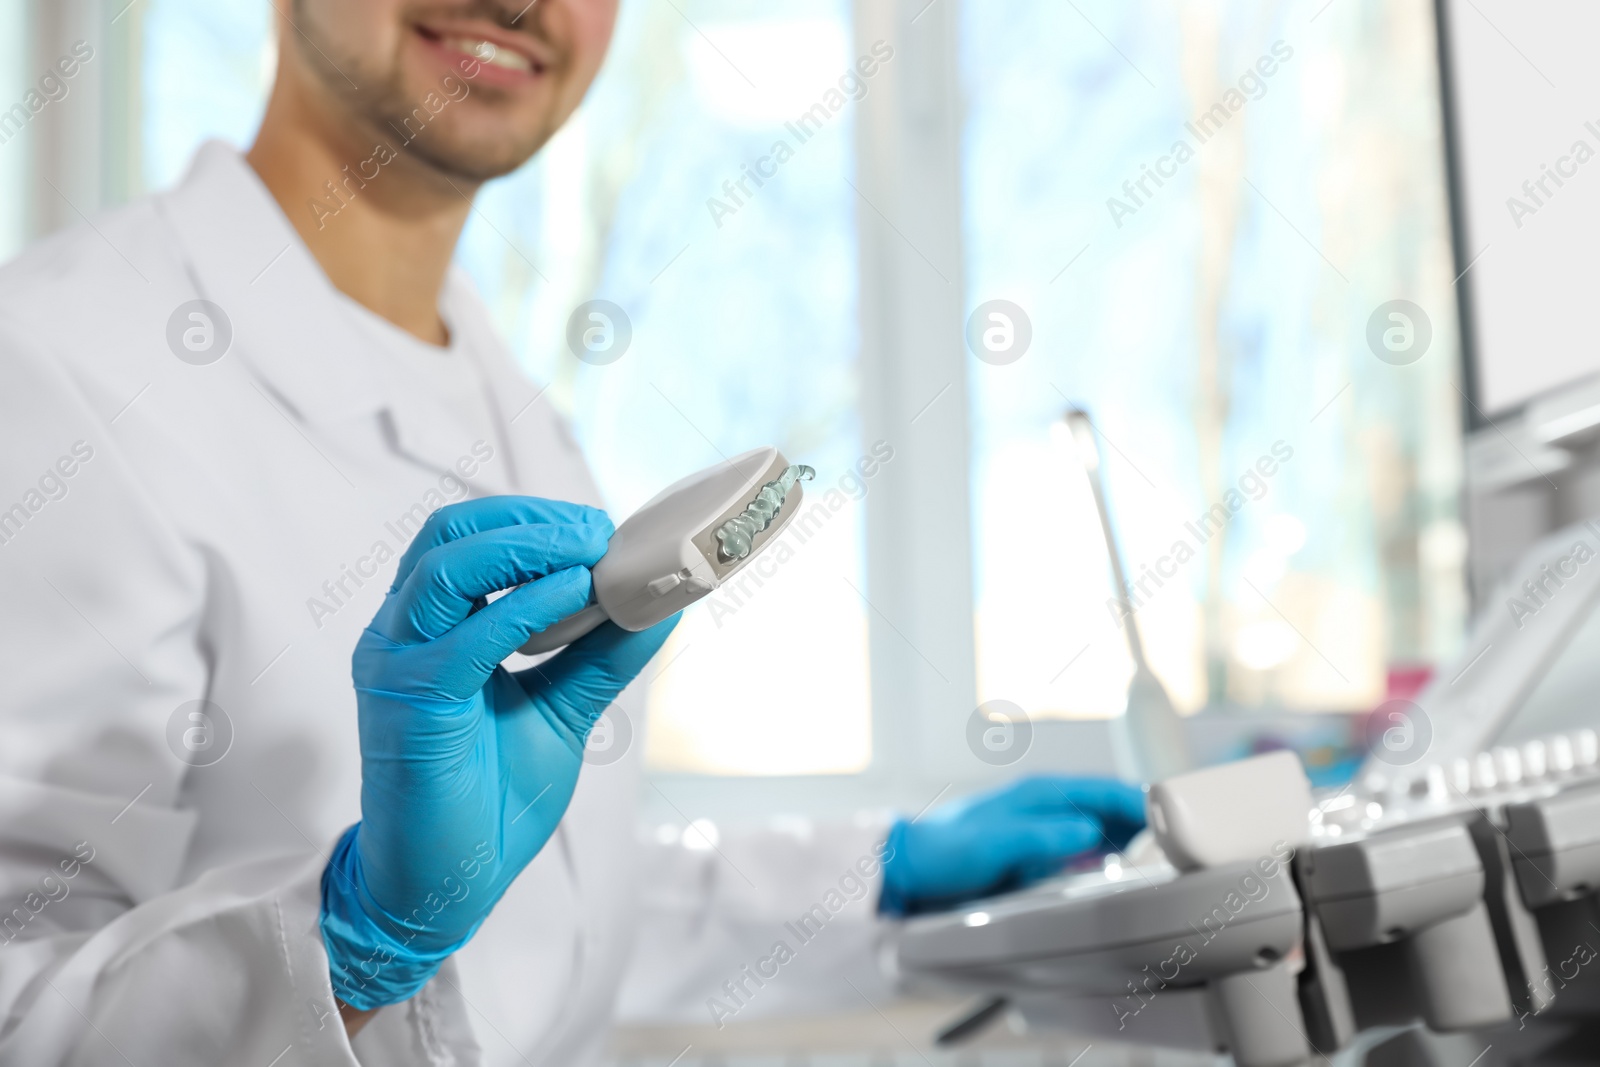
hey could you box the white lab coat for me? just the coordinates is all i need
[0,142,891,1066]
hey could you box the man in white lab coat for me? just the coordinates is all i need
[0,3,1144,1064]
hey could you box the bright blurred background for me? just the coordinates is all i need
[0,0,1466,806]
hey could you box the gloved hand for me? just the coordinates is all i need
[321,496,677,1010]
[878,776,1146,916]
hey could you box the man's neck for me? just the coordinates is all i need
[246,82,476,347]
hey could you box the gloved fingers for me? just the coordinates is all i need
[512,614,680,741]
[389,496,613,593]
[437,567,596,679]
[1099,818,1145,853]
[1057,779,1149,845]
[1012,814,1105,869]
[353,571,592,701]
[381,524,609,642]
[1005,776,1148,829]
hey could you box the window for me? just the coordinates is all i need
[960,0,1466,724]
[141,0,273,192]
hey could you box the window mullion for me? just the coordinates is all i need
[854,0,981,806]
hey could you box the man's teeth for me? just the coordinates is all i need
[443,36,534,72]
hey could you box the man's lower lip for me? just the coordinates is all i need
[415,31,544,85]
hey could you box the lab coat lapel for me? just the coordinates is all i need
[157,141,517,497]
[156,141,391,429]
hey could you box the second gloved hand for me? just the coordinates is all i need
[320,497,678,1010]
[879,776,1146,915]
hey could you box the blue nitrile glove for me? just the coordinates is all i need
[321,497,678,1009]
[878,776,1147,916]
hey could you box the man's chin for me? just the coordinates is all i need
[399,130,554,185]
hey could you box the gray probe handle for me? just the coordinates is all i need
[1209,961,1312,1067]
[1406,901,1513,1031]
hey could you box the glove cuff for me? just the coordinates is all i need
[320,824,482,1011]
